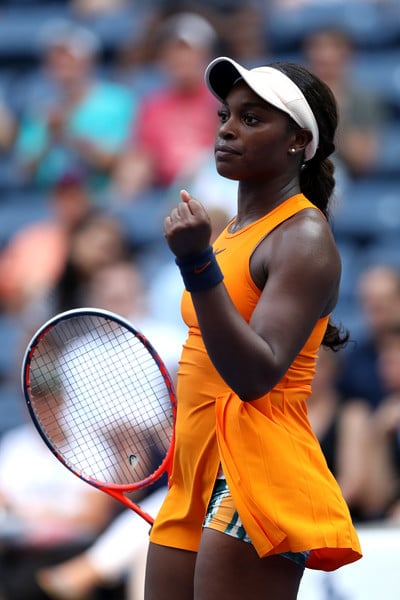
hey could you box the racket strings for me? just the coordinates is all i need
[28,315,174,487]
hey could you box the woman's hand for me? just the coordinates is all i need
[164,190,212,259]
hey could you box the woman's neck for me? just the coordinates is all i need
[233,179,300,231]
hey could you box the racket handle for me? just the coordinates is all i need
[104,487,155,525]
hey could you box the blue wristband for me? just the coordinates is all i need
[175,246,224,292]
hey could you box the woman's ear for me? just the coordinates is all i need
[296,129,313,152]
[288,129,313,157]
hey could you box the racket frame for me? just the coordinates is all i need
[21,307,177,524]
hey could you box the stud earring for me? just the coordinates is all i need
[289,147,296,154]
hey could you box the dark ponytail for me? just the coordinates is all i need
[299,155,335,220]
[270,61,349,351]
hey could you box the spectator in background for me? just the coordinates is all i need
[46,212,132,315]
[301,27,389,177]
[110,12,219,205]
[37,488,167,600]
[36,259,185,600]
[366,322,400,522]
[0,391,117,600]
[0,172,95,315]
[70,0,129,17]
[336,265,400,412]
[175,1,268,63]
[14,19,135,202]
[0,97,17,152]
[320,265,400,522]
[308,347,370,523]
[77,259,185,378]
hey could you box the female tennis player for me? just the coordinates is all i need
[145,56,362,600]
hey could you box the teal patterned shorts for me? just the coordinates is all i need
[203,478,310,569]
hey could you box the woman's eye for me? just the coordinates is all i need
[243,114,259,125]
[217,109,229,123]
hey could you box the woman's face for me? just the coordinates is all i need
[70,218,125,276]
[159,39,209,91]
[45,44,91,87]
[213,80,296,182]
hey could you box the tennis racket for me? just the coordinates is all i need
[21,307,177,525]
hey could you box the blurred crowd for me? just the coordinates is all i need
[0,0,400,598]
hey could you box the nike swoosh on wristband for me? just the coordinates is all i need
[194,261,212,274]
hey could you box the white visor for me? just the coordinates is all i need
[205,56,319,161]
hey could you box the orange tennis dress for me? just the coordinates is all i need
[150,194,362,571]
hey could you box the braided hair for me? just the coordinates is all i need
[270,62,349,351]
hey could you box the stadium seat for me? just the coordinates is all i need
[0,188,51,248]
[0,4,70,62]
[335,240,364,303]
[0,381,25,437]
[361,235,400,270]
[0,314,21,379]
[76,4,152,55]
[373,122,400,177]
[265,1,399,53]
[332,299,366,344]
[332,177,400,244]
[351,49,400,113]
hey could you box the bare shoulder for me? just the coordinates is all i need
[285,207,339,256]
[251,207,341,290]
